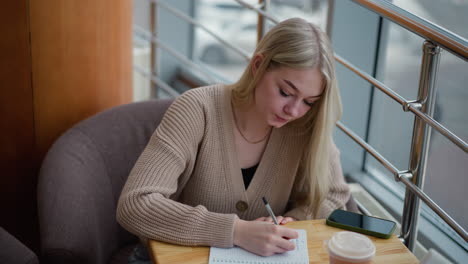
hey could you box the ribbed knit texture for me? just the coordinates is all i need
[116,84,350,248]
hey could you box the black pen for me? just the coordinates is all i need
[262,196,279,225]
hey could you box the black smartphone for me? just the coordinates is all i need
[326,209,397,239]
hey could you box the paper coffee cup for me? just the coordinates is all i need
[327,231,376,264]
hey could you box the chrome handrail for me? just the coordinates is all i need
[133,64,180,97]
[341,1,466,249]
[400,41,442,249]
[153,0,251,62]
[351,0,467,60]
[336,121,401,178]
[337,118,468,243]
[134,25,219,84]
[399,175,467,243]
[405,98,467,152]
[334,54,467,152]
[234,0,280,24]
[334,54,407,105]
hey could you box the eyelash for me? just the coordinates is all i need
[279,88,314,107]
[279,88,289,97]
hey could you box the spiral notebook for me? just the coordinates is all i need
[208,229,309,264]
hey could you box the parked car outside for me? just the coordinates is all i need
[193,0,322,65]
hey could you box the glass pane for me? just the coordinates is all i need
[389,0,468,39]
[133,0,152,101]
[193,0,257,82]
[193,0,329,83]
[366,20,423,180]
[330,0,381,174]
[419,201,468,263]
[267,0,328,31]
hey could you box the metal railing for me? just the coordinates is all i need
[155,0,251,61]
[352,0,467,60]
[133,0,467,252]
[344,0,467,251]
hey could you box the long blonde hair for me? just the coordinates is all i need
[230,18,342,218]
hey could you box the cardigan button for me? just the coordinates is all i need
[236,201,248,212]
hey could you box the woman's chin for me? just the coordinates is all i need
[269,115,290,128]
[269,120,288,128]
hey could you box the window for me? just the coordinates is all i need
[193,0,256,82]
[192,0,329,83]
[334,1,467,262]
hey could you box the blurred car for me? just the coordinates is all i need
[194,20,257,64]
[193,0,257,64]
[193,1,321,65]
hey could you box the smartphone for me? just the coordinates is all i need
[326,209,397,239]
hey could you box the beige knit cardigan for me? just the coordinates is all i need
[116,84,350,248]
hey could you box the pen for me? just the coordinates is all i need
[262,196,279,225]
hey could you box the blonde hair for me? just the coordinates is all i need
[230,18,342,218]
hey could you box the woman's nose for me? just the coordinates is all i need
[284,100,301,118]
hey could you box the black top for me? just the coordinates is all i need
[241,163,259,189]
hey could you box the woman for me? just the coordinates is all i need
[117,17,350,260]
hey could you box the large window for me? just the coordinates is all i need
[193,0,257,82]
[337,0,467,262]
[193,0,329,83]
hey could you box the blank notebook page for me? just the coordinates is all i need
[208,229,309,264]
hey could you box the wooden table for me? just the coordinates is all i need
[148,219,419,264]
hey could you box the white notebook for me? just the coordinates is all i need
[208,229,309,264]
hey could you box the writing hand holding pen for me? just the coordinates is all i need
[255,197,297,225]
[232,197,299,256]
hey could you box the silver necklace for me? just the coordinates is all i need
[232,109,272,144]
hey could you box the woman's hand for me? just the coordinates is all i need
[233,219,299,256]
[254,216,297,225]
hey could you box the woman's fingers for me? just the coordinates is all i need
[255,215,294,224]
[233,219,299,257]
[276,238,296,252]
[280,217,296,225]
[261,225,298,255]
[259,216,297,224]
[271,226,298,253]
[277,225,299,241]
[275,216,283,224]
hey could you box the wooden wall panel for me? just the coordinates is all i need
[29,0,133,157]
[0,0,132,253]
[0,0,39,251]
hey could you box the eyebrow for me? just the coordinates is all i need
[283,79,322,98]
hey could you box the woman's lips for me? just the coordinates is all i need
[275,115,288,123]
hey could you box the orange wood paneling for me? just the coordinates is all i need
[29,0,133,157]
[0,0,39,252]
[0,0,132,253]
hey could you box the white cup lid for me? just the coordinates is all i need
[328,231,376,260]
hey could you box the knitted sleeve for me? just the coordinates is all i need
[284,143,351,220]
[116,89,237,248]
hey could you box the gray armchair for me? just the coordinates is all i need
[0,227,39,264]
[38,99,174,264]
[37,97,359,264]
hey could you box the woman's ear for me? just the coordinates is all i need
[251,54,264,76]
